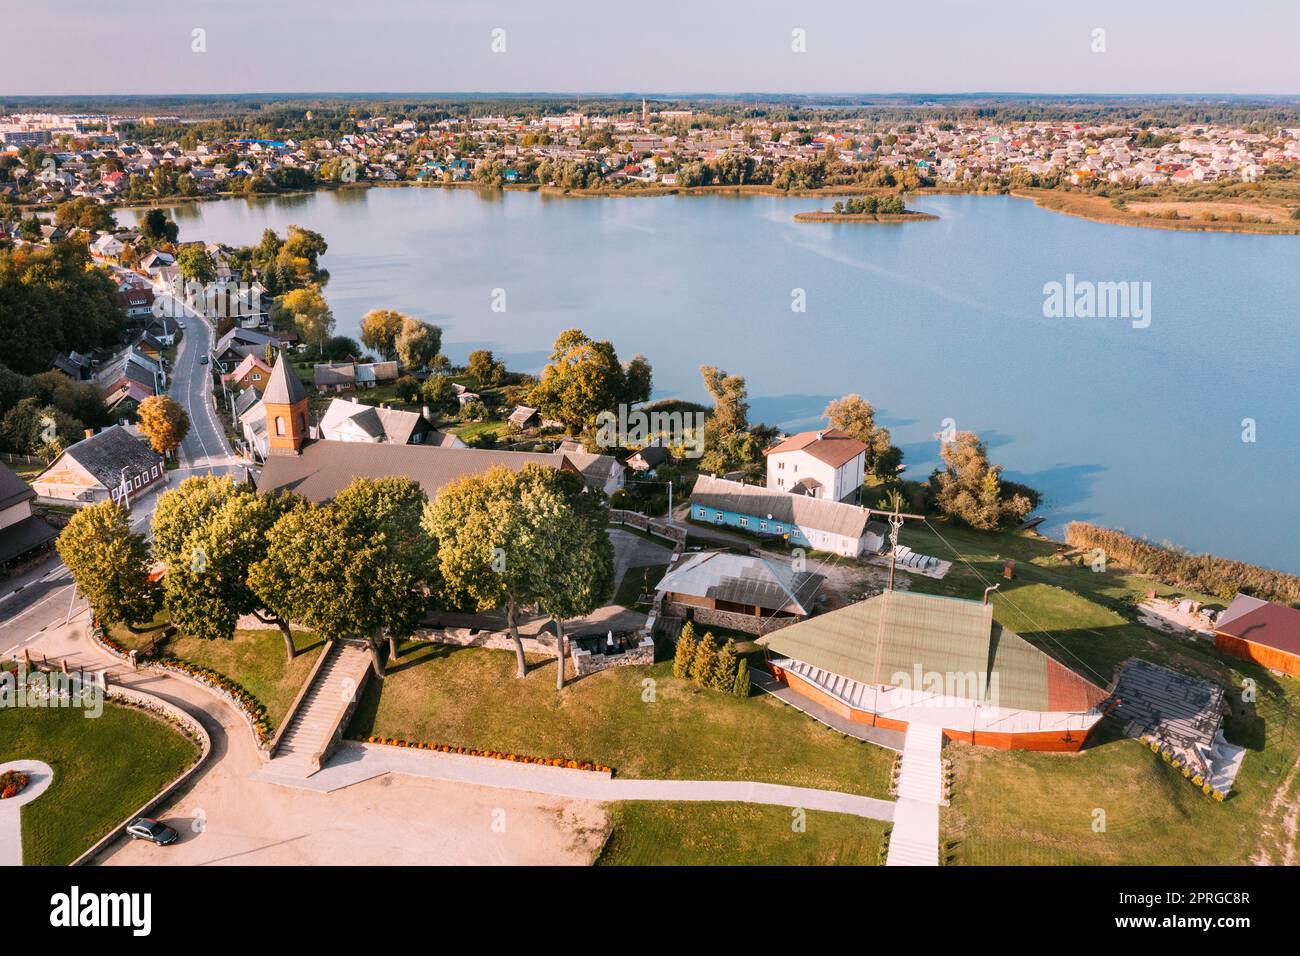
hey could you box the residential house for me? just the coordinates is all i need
[656,550,825,635]
[0,463,59,570]
[223,353,272,394]
[313,360,399,393]
[627,444,669,473]
[116,283,155,319]
[212,327,281,373]
[32,425,165,507]
[316,396,461,447]
[764,428,867,503]
[90,233,125,260]
[689,474,887,558]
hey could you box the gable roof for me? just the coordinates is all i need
[1216,594,1300,657]
[262,352,307,406]
[223,352,271,383]
[690,474,871,539]
[318,398,425,445]
[657,551,823,616]
[0,461,36,512]
[255,439,619,503]
[50,425,160,489]
[764,428,868,469]
[759,590,1106,713]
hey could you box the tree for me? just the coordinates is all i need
[823,393,899,478]
[421,374,457,415]
[275,285,334,353]
[394,317,442,371]
[359,309,406,360]
[930,431,1036,530]
[623,354,653,407]
[700,365,748,433]
[176,245,216,285]
[162,490,302,659]
[57,501,157,628]
[137,395,190,456]
[252,477,435,677]
[151,474,245,568]
[0,397,82,457]
[711,638,739,690]
[529,329,629,433]
[732,658,751,698]
[140,209,179,245]
[54,197,114,232]
[467,349,506,387]
[672,621,697,679]
[689,632,718,685]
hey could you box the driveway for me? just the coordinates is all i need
[608,527,676,591]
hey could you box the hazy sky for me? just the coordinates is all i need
[5,0,1298,96]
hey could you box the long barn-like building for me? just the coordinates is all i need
[758,589,1109,752]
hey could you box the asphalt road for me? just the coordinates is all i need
[0,293,241,657]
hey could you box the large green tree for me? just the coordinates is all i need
[359,309,406,360]
[930,431,1036,530]
[529,329,631,433]
[250,477,436,677]
[823,393,901,478]
[394,316,442,371]
[57,501,157,628]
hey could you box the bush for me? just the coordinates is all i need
[393,375,422,404]
[732,658,751,698]
[672,622,696,679]
[710,639,739,690]
[688,633,717,685]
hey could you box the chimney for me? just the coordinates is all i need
[422,405,433,423]
[84,428,94,440]
[816,430,824,441]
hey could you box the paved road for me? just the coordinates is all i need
[0,293,240,658]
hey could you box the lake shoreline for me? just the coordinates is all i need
[792,210,940,224]
[1010,187,1300,236]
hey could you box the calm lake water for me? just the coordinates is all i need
[123,188,1300,572]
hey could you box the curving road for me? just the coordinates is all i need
[0,289,241,658]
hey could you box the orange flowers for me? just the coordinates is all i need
[356,735,610,774]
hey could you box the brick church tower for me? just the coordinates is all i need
[262,350,310,455]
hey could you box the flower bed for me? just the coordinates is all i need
[355,735,612,774]
[0,769,31,799]
[154,658,273,744]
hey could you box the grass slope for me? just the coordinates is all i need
[349,641,895,798]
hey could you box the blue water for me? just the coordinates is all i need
[122,189,1300,572]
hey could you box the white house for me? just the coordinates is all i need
[763,428,867,504]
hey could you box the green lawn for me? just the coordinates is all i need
[451,418,505,443]
[164,629,326,731]
[597,801,889,865]
[108,617,325,731]
[1,702,198,866]
[348,642,896,797]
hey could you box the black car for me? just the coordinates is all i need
[126,817,179,846]
[199,355,209,365]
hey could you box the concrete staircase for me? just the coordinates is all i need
[262,641,373,779]
[886,723,944,866]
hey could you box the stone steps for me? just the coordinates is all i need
[262,642,372,778]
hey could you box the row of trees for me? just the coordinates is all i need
[830,195,907,215]
[672,623,750,697]
[59,465,615,689]
[358,308,443,369]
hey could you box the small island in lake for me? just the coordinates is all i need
[794,194,939,223]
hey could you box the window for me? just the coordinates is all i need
[714,511,723,524]
[253,373,261,381]
[275,416,285,436]
[778,461,784,470]
[759,520,767,531]
[739,516,749,528]
[134,474,142,489]
[777,478,784,487]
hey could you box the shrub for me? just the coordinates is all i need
[393,375,422,404]
[732,658,751,698]
[689,633,717,685]
[672,622,696,679]
[710,638,739,690]
[1064,522,1300,604]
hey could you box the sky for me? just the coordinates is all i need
[4,0,1299,97]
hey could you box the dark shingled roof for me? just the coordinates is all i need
[0,513,59,564]
[0,462,36,512]
[56,425,161,489]
[263,352,307,406]
[657,551,823,615]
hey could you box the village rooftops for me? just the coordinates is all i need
[657,550,824,616]
[763,428,868,469]
[255,439,620,503]
[690,473,872,539]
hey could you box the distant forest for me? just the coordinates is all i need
[5,93,1300,136]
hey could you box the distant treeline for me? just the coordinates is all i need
[1065,522,1300,606]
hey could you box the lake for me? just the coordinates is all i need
[121,187,1300,573]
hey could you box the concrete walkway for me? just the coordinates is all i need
[886,724,943,866]
[254,741,898,822]
[0,760,55,866]
[750,667,905,751]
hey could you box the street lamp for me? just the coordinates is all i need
[118,466,131,510]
